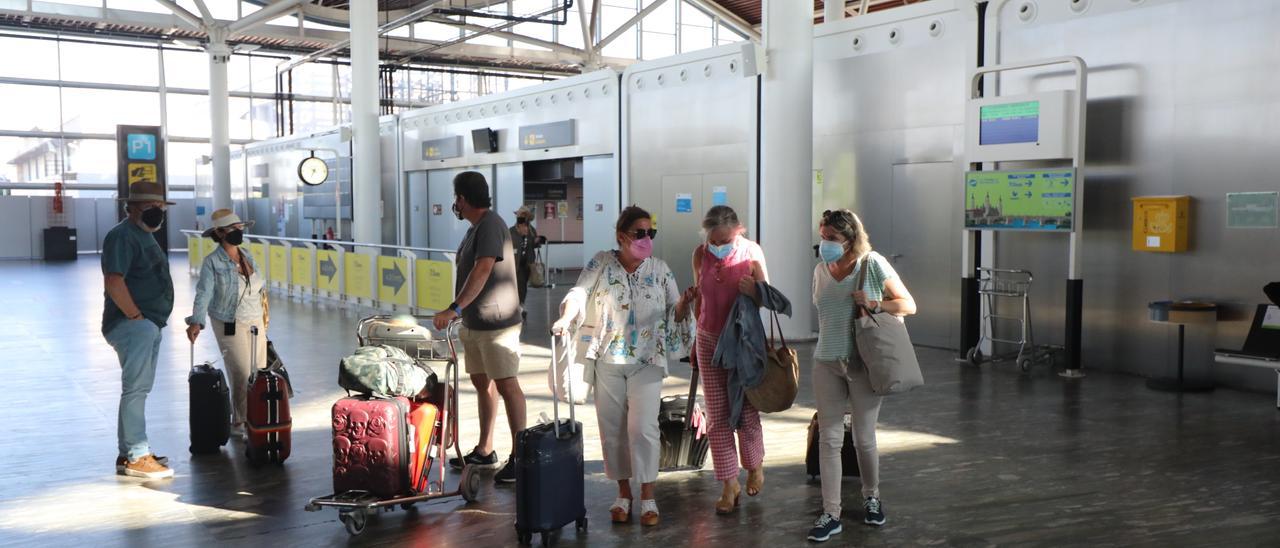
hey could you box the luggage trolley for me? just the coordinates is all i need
[305,315,481,536]
[966,268,1057,372]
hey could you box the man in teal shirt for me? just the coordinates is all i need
[102,180,175,479]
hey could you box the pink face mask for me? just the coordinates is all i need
[629,236,653,260]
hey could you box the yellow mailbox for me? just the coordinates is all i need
[1132,196,1189,253]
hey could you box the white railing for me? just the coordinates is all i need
[182,230,457,315]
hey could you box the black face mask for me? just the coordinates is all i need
[223,229,244,246]
[452,202,464,221]
[140,207,165,229]
[516,217,528,225]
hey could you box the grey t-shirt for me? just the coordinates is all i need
[456,210,521,330]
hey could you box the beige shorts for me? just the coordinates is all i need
[460,324,522,380]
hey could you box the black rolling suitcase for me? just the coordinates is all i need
[805,412,860,479]
[515,335,587,546]
[189,343,231,454]
[659,345,710,471]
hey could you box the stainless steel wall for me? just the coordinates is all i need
[623,43,760,289]
[989,0,1280,391]
[813,1,973,348]
[242,127,351,240]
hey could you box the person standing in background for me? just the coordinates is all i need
[102,180,176,479]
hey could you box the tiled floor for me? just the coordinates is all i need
[1,255,1278,547]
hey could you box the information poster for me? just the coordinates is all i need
[1226,192,1278,229]
[248,243,266,277]
[712,186,728,206]
[675,193,693,213]
[187,236,201,270]
[268,245,288,283]
[290,247,314,288]
[316,250,341,292]
[964,169,1075,231]
[378,256,410,305]
[345,253,373,299]
[416,259,454,311]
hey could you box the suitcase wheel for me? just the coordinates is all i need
[515,525,532,545]
[575,517,587,531]
[540,530,559,547]
[340,509,367,536]
[460,465,481,503]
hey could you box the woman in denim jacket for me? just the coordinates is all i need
[184,209,267,438]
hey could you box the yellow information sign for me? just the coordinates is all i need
[201,238,217,260]
[247,243,267,275]
[316,250,342,292]
[345,253,373,299]
[268,245,288,283]
[187,236,200,270]
[126,163,157,185]
[291,247,314,287]
[378,256,410,305]
[415,259,454,311]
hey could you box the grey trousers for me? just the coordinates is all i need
[813,358,883,518]
[593,361,664,484]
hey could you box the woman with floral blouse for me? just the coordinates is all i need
[551,205,694,528]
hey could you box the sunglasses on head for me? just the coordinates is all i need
[628,228,658,240]
[821,209,853,227]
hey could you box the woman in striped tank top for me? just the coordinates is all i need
[805,209,916,543]
[686,205,770,515]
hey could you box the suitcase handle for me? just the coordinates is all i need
[684,343,699,431]
[549,333,577,438]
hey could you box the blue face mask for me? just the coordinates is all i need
[818,240,847,263]
[707,241,734,260]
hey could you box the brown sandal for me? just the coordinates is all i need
[715,483,741,515]
[746,468,765,497]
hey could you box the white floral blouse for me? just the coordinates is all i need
[562,251,692,378]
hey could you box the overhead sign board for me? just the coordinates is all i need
[519,120,576,150]
[422,136,463,160]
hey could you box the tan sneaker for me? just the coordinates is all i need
[115,455,168,473]
[120,454,174,479]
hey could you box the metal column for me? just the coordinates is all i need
[208,28,232,211]
[350,0,382,245]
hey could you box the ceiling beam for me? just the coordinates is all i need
[229,0,307,35]
[684,0,759,40]
[423,15,581,56]
[151,0,203,30]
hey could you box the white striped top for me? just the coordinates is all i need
[812,252,897,361]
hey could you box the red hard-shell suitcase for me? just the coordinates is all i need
[332,395,411,498]
[245,327,292,464]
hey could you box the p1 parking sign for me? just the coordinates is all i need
[126,133,157,160]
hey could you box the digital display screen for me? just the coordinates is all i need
[964,169,1074,231]
[980,101,1040,145]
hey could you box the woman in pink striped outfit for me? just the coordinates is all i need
[685,205,769,515]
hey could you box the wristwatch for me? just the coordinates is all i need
[871,302,884,314]
[448,302,463,315]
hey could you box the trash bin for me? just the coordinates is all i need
[43,227,78,261]
[1146,300,1217,392]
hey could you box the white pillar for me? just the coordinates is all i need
[824,0,845,24]
[759,0,814,339]
[349,0,382,245]
[208,29,232,211]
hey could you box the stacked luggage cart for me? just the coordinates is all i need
[305,315,480,536]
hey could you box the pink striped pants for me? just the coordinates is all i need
[697,329,765,482]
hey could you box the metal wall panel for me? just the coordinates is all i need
[813,2,971,348]
[73,198,97,253]
[623,44,760,286]
[989,0,1280,391]
[380,116,400,246]
[582,155,619,265]
[0,197,32,259]
[407,170,431,248]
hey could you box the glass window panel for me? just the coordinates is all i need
[558,3,584,49]
[288,62,333,98]
[228,54,253,92]
[683,1,714,27]
[680,24,713,53]
[163,49,209,90]
[247,98,277,139]
[107,0,171,14]
[166,93,211,138]
[468,31,510,48]
[51,0,100,6]
[65,139,119,188]
[250,56,280,96]
[167,141,211,193]
[61,88,160,133]
[0,36,59,80]
[600,6,638,59]
[717,22,746,44]
[229,97,254,140]
[60,42,158,86]
[289,100,336,134]
[414,22,462,41]
[643,0,676,34]
[641,31,674,60]
[0,84,58,131]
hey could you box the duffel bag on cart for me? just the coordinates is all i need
[339,344,438,398]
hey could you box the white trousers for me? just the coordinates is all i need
[813,358,883,518]
[593,361,664,484]
[211,319,267,425]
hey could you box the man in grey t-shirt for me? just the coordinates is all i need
[434,171,526,483]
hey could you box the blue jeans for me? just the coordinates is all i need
[106,319,162,461]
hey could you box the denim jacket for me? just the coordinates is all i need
[185,245,261,327]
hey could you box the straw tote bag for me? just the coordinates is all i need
[745,310,800,413]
